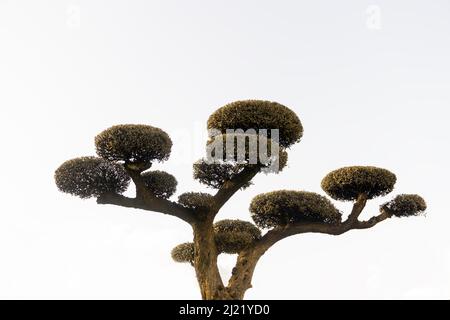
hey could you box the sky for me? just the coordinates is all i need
[0,0,449,299]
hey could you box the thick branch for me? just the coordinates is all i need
[354,209,392,229]
[212,165,260,213]
[227,202,392,298]
[106,167,197,224]
[97,193,196,224]
[345,193,368,223]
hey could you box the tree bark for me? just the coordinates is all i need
[192,218,229,300]
[226,249,263,299]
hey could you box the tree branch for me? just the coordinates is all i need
[212,165,261,214]
[97,193,196,224]
[354,209,392,229]
[345,193,368,223]
[226,201,394,298]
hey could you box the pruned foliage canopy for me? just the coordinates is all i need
[178,192,214,210]
[95,124,172,165]
[214,219,262,254]
[207,100,303,148]
[55,157,130,198]
[141,170,177,199]
[321,166,397,201]
[381,194,427,217]
[171,242,195,263]
[193,159,255,189]
[250,190,342,229]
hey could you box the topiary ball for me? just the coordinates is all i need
[193,159,254,189]
[171,242,195,264]
[207,100,303,148]
[250,190,342,229]
[213,219,261,254]
[321,166,397,201]
[178,192,214,210]
[141,170,177,199]
[381,194,427,217]
[95,124,172,165]
[55,157,130,198]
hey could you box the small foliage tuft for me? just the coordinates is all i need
[193,159,254,189]
[178,192,214,210]
[171,242,195,264]
[381,194,427,217]
[214,219,262,254]
[141,170,177,199]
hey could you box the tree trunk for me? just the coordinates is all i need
[226,249,263,300]
[192,218,229,300]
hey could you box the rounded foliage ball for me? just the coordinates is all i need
[95,124,172,165]
[207,100,303,148]
[250,190,342,229]
[193,159,254,189]
[171,242,194,263]
[213,219,261,254]
[141,170,177,199]
[55,157,130,198]
[381,194,426,217]
[321,166,397,201]
[178,192,214,210]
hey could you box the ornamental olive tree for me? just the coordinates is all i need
[55,100,426,300]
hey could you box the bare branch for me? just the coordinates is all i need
[354,209,392,229]
[97,163,196,224]
[97,192,196,224]
[345,193,368,223]
[212,165,260,213]
[226,202,394,297]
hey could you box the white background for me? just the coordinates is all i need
[0,0,449,299]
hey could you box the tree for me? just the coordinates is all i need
[54,100,426,300]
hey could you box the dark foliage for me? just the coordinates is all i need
[250,190,342,229]
[381,194,427,217]
[171,242,195,263]
[178,192,214,210]
[193,159,254,189]
[214,219,262,254]
[95,124,172,165]
[321,166,397,201]
[207,100,303,148]
[141,170,177,199]
[55,157,130,198]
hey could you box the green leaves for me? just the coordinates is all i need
[381,194,427,217]
[321,166,397,201]
[250,190,342,229]
[95,124,172,166]
[54,157,130,198]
